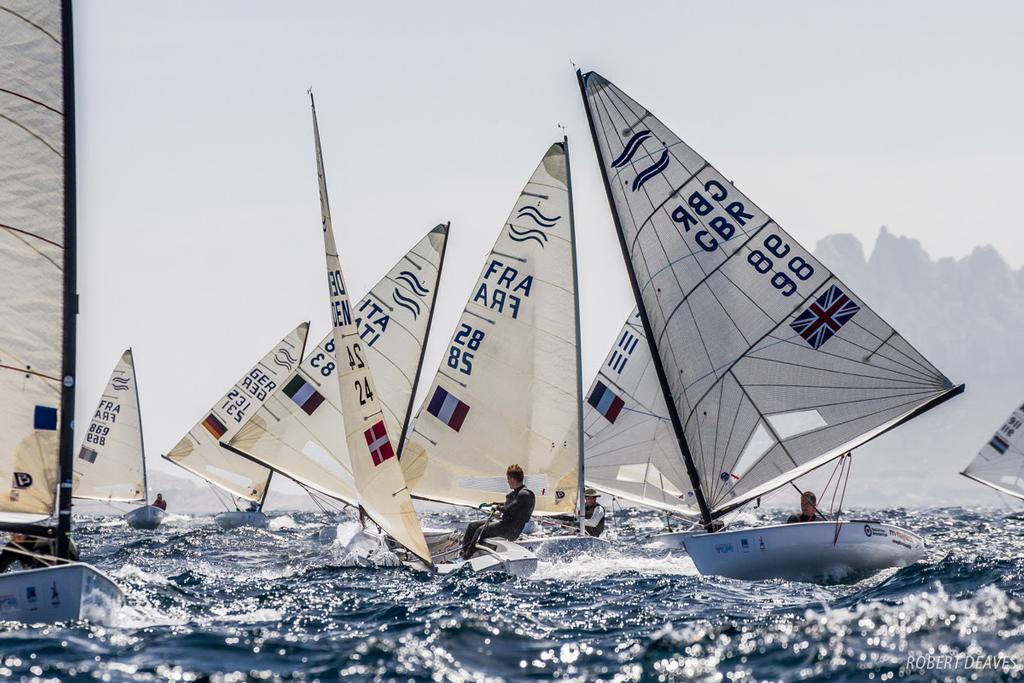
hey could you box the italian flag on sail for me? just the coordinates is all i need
[283,374,325,416]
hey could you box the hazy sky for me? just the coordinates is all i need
[70,2,1024,503]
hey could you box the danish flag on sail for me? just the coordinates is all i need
[790,285,861,350]
[363,420,395,466]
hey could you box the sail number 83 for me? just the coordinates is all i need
[746,233,814,297]
[448,323,486,375]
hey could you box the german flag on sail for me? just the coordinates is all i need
[588,381,624,423]
[283,374,325,416]
[202,413,228,439]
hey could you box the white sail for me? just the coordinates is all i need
[311,95,431,564]
[226,225,448,504]
[73,350,146,502]
[583,310,697,517]
[403,142,581,515]
[164,323,308,502]
[579,71,962,521]
[962,402,1024,501]
[0,1,68,521]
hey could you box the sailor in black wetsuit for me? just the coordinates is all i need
[461,464,536,559]
[786,491,823,523]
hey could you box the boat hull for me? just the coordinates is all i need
[215,511,269,530]
[0,563,122,625]
[124,505,166,530]
[684,521,926,584]
[432,538,538,577]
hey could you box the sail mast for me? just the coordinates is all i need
[130,349,149,500]
[56,0,78,559]
[396,223,449,458]
[564,136,586,534]
[576,69,713,528]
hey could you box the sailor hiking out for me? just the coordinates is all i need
[461,464,535,559]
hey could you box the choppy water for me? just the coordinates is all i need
[1,506,1022,681]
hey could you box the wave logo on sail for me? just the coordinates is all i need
[393,288,422,319]
[396,270,429,296]
[111,376,130,391]
[611,130,670,192]
[273,348,298,370]
[516,205,560,228]
[509,207,559,248]
[789,285,861,350]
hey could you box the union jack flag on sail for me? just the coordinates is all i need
[790,284,861,350]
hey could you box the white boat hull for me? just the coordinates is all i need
[684,521,926,584]
[0,563,122,625]
[215,511,269,529]
[124,505,166,530]
[432,538,538,577]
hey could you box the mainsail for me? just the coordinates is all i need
[73,350,146,502]
[0,0,76,546]
[225,225,448,504]
[961,402,1024,501]
[164,324,308,502]
[403,142,583,515]
[578,70,963,523]
[583,309,697,516]
[311,94,431,564]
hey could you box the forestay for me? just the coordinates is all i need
[73,350,146,502]
[311,94,431,565]
[165,324,308,502]
[0,1,67,522]
[579,71,961,521]
[961,402,1024,501]
[403,142,581,515]
[226,225,447,504]
[583,310,697,517]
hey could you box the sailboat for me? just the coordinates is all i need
[401,139,599,564]
[0,0,123,622]
[73,350,163,529]
[961,402,1024,502]
[223,225,449,533]
[583,309,699,523]
[163,324,309,529]
[577,69,963,583]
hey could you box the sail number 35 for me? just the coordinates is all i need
[746,233,814,297]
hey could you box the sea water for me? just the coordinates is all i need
[0,506,1021,681]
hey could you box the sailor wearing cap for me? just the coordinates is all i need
[581,488,606,537]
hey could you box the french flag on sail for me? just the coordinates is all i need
[427,386,470,432]
[990,435,1010,454]
[588,381,624,424]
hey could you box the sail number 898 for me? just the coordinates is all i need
[746,233,814,297]
[448,324,486,375]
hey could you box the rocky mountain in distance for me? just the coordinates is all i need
[813,227,1024,508]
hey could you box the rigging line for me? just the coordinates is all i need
[0,363,61,382]
[0,87,62,115]
[833,456,852,545]
[0,6,60,42]
[745,347,942,390]
[0,222,64,249]
[0,112,61,156]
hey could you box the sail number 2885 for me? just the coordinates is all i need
[448,323,486,376]
[746,233,814,297]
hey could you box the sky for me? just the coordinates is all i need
[70,1,1024,506]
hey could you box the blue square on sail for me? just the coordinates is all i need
[33,405,58,430]
[790,285,861,349]
[990,435,1010,454]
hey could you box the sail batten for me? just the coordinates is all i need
[579,70,961,520]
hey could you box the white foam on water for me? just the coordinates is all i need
[269,515,297,530]
[530,550,698,581]
[112,563,170,586]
